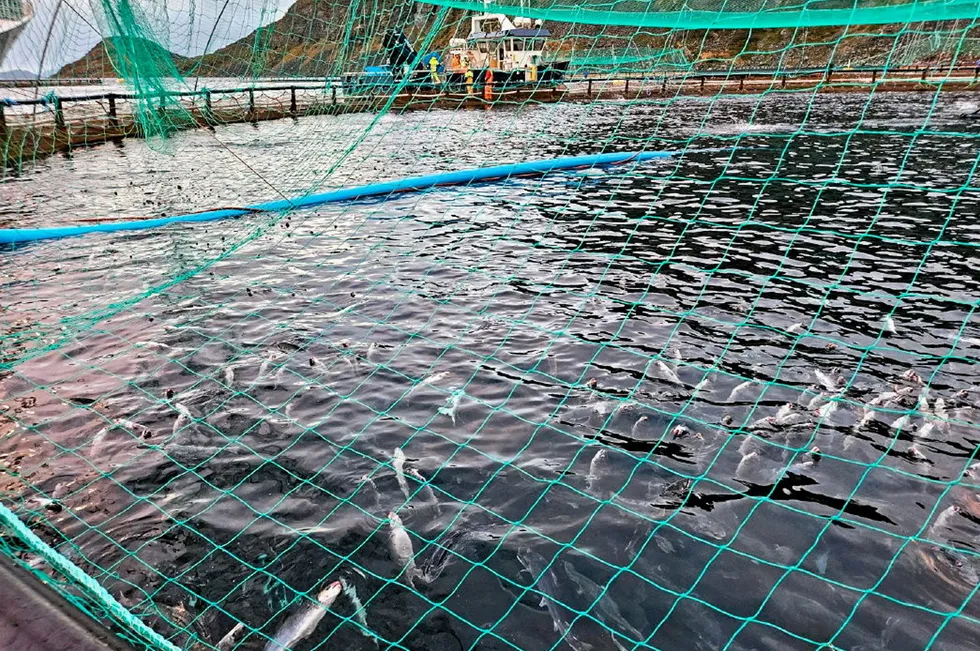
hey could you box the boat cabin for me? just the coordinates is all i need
[450,14,550,72]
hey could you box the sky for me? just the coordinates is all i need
[1,0,296,74]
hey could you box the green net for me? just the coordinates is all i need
[2,0,980,650]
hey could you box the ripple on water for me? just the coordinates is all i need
[2,92,980,649]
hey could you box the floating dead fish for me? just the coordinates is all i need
[787,447,821,474]
[891,414,913,433]
[589,399,619,418]
[735,450,763,482]
[807,392,828,411]
[264,581,342,651]
[437,389,465,424]
[324,302,362,320]
[586,448,608,496]
[516,548,592,651]
[630,416,648,437]
[929,505,962,541]
[562,560,645,644]
[929,398,951,435]
[387,511,418,588]
[418,529,466,583]
[902,369,923,385]
[883,316,897,335]
[727,380,755,403]
[172,402,193,437]
[814,370,838,393]
[748,416,778,431]
[692,375,711,395]
[216,622,245,651]
[286,265,312,278]
[656,360,683,386]
[775,403,795,422]
[671,425,699,440]
[816,400,838,420]
[392,448,410,500]
[917,388,930,414]
[407,467,440,513]
[907,445,928,462]
[855,408,876,430]
[407,371,452,398]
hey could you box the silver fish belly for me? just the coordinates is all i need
[388,511,417,587]
[264,581,342,651]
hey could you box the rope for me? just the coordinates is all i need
[0,501,182,651]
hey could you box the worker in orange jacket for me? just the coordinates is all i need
[484,68,494,101]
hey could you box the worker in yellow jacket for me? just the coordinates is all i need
[429,56,441,84]
[465,67,474,95]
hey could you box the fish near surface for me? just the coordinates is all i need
[392,448,410,500]
[264,581,342,651]
[561,560,645,644]
[387,511,418,588]
[517,548,595,651]
[438,389,465,424]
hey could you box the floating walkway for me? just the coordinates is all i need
[0,554,137,651]
[1,65,977,168]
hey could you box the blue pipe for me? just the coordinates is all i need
[0,151,675,246]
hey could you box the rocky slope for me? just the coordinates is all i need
[55,1,978,78]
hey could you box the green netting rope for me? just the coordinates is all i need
[0,501,182,651]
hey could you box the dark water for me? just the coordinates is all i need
[2,91,980,651]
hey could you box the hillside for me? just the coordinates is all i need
[57,36,193,79]
[55,1,979,79]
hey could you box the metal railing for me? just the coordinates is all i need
[2,64,976,136]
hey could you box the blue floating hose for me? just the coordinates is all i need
[1,150,677,246]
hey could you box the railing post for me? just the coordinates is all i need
[625,77,630,94]
[661,76,667,93]
[739,75,744,91]
[781,75,786,88]
[871,69,877,83]
[290,87,297,115]
[204,89,212,122]
[107,93,118,131]
[53,96,65,132]
[248,87,256,122]
[0,103,6,140]
[700,76,705,91]
[331,86,337,107]
[921,66,928,81]
[588,79,592,95]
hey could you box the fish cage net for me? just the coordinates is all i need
[2,1,980,650]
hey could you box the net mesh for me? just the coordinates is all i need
[2,1,980,650]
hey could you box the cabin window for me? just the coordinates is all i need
[480,19,501,33]
[513,39,524,51]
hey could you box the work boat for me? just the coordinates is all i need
[444,13,568,86]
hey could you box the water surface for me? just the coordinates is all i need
[2,90,980,651]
